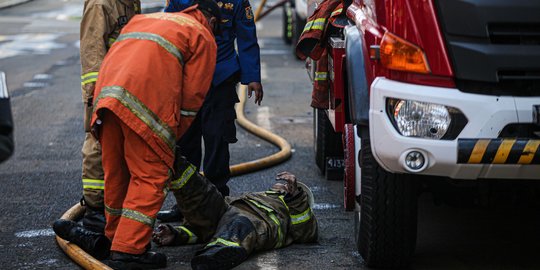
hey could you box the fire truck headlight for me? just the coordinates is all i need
[387,98,456,140]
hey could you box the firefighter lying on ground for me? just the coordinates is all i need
[53,1,222,268]
[153,165,318,270]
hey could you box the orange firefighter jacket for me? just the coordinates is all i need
[91,6,217,168]
[80,0,141,102]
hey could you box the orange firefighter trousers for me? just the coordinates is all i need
[99,110,169,254]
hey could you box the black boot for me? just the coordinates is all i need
[105,251,167,269]
[191,246,248,270]
[82,206,106,233]
[53,219,111,260]
[156,204,183,222]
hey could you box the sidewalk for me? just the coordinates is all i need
[0,0,31,9]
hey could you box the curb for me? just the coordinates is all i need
[0,0,31,9]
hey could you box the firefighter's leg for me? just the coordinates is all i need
[169,156,228,242]
[99,111,130,243]
[113,120,168,254]
[157,112,204,223]
[81,131,106,233]
[101,111,167,268]
[191,207,267,270]
[201,81,239,197]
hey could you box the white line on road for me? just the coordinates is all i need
[260,49,290,55]
[261,62,268,80]
[15,228,55,238]
[313,203,341,210]
[0,72,8,98]
[257,106,273,131]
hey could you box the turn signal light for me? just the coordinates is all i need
[380,32,431,74]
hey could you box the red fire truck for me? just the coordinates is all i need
[308,0,540,267]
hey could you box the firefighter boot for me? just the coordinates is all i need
[52,219,111,260]
[81,206,106,233]
[105,251,167,269]
[156,204,183,222]
[191,245,248,270]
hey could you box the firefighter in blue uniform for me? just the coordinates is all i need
[158,0,264,221]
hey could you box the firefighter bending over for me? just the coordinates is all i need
[53,1,221,268]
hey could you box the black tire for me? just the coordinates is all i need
[282,2,293,44]
[355,138,418,268]
[313,108,343,177]
[290,8,306,59]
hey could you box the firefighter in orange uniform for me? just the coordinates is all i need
[79,0,141,233]
[88,1,222,268]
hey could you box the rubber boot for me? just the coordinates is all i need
[53,219,111,260]
[191,246,248,270]
[156,204,183,222]
[82,206,106,233]
[105,251,167,269]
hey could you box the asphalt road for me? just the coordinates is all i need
[1,0,540,270]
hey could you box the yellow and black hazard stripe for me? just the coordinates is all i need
[458,138,540,164]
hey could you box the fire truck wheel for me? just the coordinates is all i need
[313,109,343,179]
[282,2,293,44]
[355,138,418,268]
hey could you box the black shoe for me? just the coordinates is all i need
[53,219,111,260]
[157,205,183,222]
[191,246,248,270]
[105,251,167,270]
[82,206,106,233]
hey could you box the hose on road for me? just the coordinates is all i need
[55,85,292,269]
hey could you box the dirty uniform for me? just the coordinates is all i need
[80,0,141,210]
[176,0,261,196]
[207,188,318,253]
[91,8,217,254]
[171,163,319,252]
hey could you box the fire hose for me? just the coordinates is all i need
[56,84,292,269]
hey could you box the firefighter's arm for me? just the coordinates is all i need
[80,3,111,131]
[80,3,111,104]
[234,0,263,104]
[286,186,319,243]
[178,32,217,137]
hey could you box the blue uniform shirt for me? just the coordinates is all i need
[213,0,261,86]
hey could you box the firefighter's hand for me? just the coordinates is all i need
[152,224,176,246]
[273,171,299,196]
[247,82,263,105]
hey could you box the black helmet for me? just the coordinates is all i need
[194,0,221,22]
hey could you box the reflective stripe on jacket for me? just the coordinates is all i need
[91,7,217,168]
[295,0,342,60]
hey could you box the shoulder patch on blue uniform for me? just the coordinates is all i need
[245,6,253,20]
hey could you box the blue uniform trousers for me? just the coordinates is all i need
[178,75,239,196]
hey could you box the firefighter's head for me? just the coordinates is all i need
[164,0,222,35]
[194,0,222,35]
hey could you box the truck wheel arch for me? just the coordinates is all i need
[344,25,370,126]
